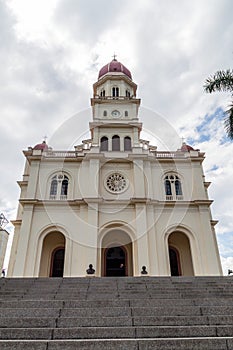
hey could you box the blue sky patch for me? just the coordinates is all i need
[217,232,233,258]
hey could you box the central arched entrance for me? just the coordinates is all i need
[105,246,126,276]
[101,229,133,277]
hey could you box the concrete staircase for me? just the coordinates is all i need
[0,276,233,349]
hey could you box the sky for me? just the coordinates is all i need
[1,0,233,274]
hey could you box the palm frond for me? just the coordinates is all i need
[204,69,233,93]
[224,101,233,139]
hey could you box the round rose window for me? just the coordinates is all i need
[106,173,127,193]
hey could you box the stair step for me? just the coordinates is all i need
[0,326,233,340]
[0,338,232,350]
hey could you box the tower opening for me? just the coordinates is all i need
[100,136,108,151]
[112,135,120,151]
[124,136,132,151]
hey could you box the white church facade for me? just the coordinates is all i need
[8,58,222,277]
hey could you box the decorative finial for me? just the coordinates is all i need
[112,53,117,61]
[181,136,185,145]
[43,135,48,143]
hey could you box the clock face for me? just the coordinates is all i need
[111,110,121,118]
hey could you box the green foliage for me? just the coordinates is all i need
[204,69,233,140]
[204,70,233,93]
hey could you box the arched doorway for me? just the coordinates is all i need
[101,229,133,277]
[169,247,181,276]
[39,232,65,277]
[50,247,65,277]
[168,231,194,276]
[105,246,126,276]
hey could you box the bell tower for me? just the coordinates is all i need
[90,58,142,151]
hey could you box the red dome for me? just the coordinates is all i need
[98,59,132,80]
[181,142,200,152]
[33,141,48,151]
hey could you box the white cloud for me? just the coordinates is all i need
[221,256,233,276]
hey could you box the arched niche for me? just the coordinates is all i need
[168,231,194,276]
[39,231,65,277]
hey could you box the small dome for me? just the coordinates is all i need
[181,142,199,152]
[98,58,132,80]
[33,140,49,151]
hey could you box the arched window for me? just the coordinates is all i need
[124,136,132,151]
[100,136,108,151]
[175,179,182,196]
[125,90,130,97]
[61,176,69,197]
[164,174,183,200]
[50,176,58,199]
[100,90,105,97]
[112,87,119,97]
[125,111,128,117]
[112,135,120,151]
[164,179,172,196]
[103,110,107,117]
[49,174,69,200]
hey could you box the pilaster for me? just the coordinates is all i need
[135,203,149,275]
[12,204,34,276]
[133,160,145,198]
[26,160,40,198]
[146,205,158,275]
[198,205,222,275]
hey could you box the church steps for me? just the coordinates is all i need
[1,277,233,349]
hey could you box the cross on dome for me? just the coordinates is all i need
[112,53,117,61]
